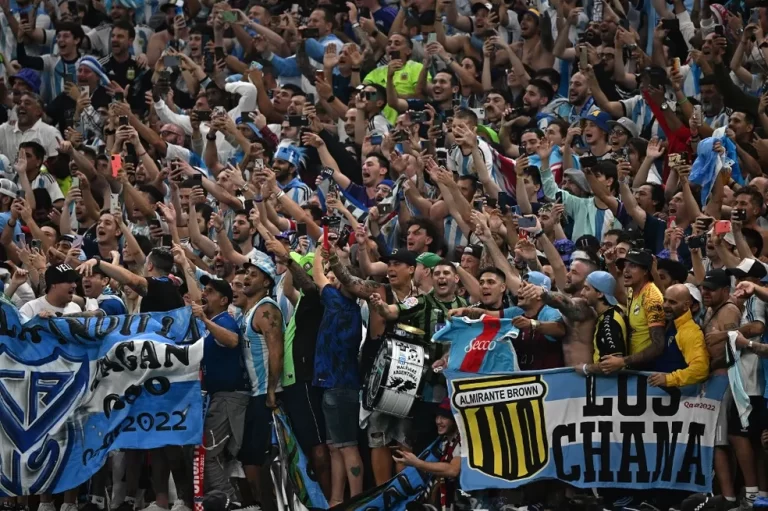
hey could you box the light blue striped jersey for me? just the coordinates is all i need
[39,54,79,104]
[0,6,50,60]
[242,296,283,396]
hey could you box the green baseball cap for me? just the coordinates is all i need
[415,252,441,269]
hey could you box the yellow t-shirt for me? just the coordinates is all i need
[363,61,431,124]
[626,282,665,355]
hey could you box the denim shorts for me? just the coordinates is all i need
[321,388,360,447]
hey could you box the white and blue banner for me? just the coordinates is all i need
[0,304,204,497]
[445,369,728,493]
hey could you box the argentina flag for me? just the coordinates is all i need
[444,369,728,493]
[0,304,204,497]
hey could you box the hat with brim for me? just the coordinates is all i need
[416,252,441,269]
[45,263,80,287]
[524,270,551,291]
[381,249,418,267]
[727,258,768,280]
[581,109,613,133]
[684,283,703,305]
[243,255,277,285]
[607,117,640,138]
[200,275,233,304]
[436,397,454,418]
[563,169,592,194]
[616,249,653,270]
[470,2,491,14]
[585,270,618,306]
[701,268,731,290]
[476,124,499,144]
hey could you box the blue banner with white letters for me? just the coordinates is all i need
[445,368,728,493]
[0,303,204,496]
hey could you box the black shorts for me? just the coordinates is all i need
[728,396,764,439]
[238,394,273,466]
[280,382,326,455]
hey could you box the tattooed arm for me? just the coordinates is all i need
[540,291,594,323]
[328,252,381,299]
[253,302,284,401]
[89,260,149,296]
[286,259,316,293]
[624,325,666,367]
[369,292,400,321]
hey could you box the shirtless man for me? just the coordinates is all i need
[700,268,743,505]
[512,9,555,71]
[538,290,596,366]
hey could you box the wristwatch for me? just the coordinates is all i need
[749,340,755,350]
[530,319,539,331]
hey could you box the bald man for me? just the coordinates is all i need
[646,284,710,388]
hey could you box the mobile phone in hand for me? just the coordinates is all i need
[517,216,537,228]
[297,223,307,237]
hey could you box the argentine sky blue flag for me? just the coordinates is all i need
[689,134,744,205]
[0,304,204,497]
[434,316,520,374]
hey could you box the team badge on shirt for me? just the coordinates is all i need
[402,296,419,309]
[127,67,135,80]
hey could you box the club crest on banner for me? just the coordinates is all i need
[451,374,549,482]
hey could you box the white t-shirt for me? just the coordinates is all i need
[19,296,82,323]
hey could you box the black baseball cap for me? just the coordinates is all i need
[200,275,233,304]
[381,249,418,267]
[616,249,653,270]
[701,269,731,290]
[45,263,80,286]
[726,258,768,280]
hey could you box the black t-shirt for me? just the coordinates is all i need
[291,288,324,382]
[140,276,184,313]
[47,87,111,134]
[102,55,153,116]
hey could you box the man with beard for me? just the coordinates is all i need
[506,79,556,134]
[308,132,389,208]
[273,145,311,205]
[549,72,596,123]
[84,0,152,57]
[450,267,509,318]
[699,268,747,507]
[80,265,128,316]
[732,186,768,256]
[577,271,627,374]
[191,275,250,502]
[19,264,82,322]
[327,248,418,485]
[237,256,283,509]
[643,284,709,387]
[0,92,61,162]
[699,75,730,129]
[504,274,567,370]
[601,249,666,373]
[369,258,467,343]
[48,56,112,137]
[515,8,554,71]
[99,20,153,115]
[215,211,259,263]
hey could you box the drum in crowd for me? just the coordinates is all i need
[364,324,430,418]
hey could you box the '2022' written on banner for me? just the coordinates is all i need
[445,369,728,493]
[0,304,204,497]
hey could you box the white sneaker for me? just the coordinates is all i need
[728,497,755,511]
[60,503,79,511]
[38,503,56,511]
[169,502,190,511]
[140,503,168,511]
[233,506,262,511]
